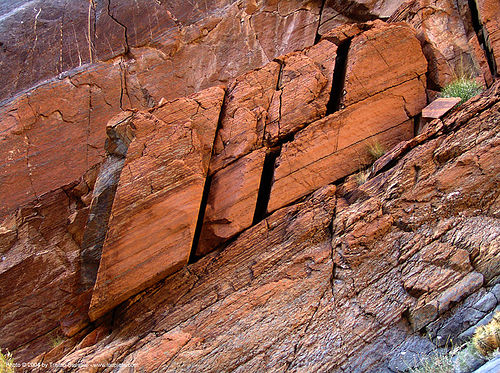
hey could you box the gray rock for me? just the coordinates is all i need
[471,356,500,373]
[453,344,487,373]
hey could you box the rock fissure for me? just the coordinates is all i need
[468,0,497,76]
[327,38,351,114]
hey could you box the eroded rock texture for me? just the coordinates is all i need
[1,0,499,367]
[88,86,225,321]
[43,82,499,372]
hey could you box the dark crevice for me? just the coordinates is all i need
[468,0,497,77]
[107,0,130,55]
[274,58,284,90]
[413,114,422,136]
[189,95,227,263]
[188,175,213,264]
[314,0,327,44]
[326,38,351,114]
[252,147,281,224]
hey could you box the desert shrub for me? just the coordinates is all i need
[355,169,370,186]
[367,141,386,161]
[0,349,15,373]
[473,311,500,356]
[441,77,483,104]
[407,349,453,373]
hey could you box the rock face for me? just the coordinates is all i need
[197,148,267,256]
[476,0,500,73]
[1,0,499,367]
[48,82,500,372]
[88,86,225,321]
[389,0,495,89]
[268,21,427,212]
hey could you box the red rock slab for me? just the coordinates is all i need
[343,21,427,107]
[0,63,130,220]
[209,62,280,174]
[268,119,414,213]
[197,148,267,257]
[88,86,225,321]
[268,75,426,213]
[422,97,461,119]
[389,0,491,88]
[266,39,338,144]
[477,0,500,72]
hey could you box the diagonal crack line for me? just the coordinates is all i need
[285,287,329,371]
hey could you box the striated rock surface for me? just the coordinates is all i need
[197,148,267,257]
[476,0,500,74]
[268,21,427,212]
[389,0,494,89]
[47,81,499,372]
[88,86,225,321]
[2,0,500,367]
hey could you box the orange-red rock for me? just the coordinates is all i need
[46,83,500,371]
[265,40,338,144]
[209,62,280,173]
[88,86,225,321]
[342,21,427,106]
[389,0,493,88]
[197,148,267,256]
[268,23,427,212]
[477,0,500,73]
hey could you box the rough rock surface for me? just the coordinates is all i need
[1,0,500,367]
[197,148,267,256]
[389,0,494,89]
[44,81,499,372]
[268,22,427,212]
[476,0,500,73]
[88,86,225,321]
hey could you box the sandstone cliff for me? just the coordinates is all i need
[0,0,499,371]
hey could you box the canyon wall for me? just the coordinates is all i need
[0,0,499,369]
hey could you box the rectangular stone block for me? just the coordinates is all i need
[88,86,225,321]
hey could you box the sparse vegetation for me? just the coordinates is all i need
[355,169,370,186]
[367,141,386,162]
[0,349,15,373]
[441,77,484,105]
[472,312,500,356]
[407,349,453,373]
[51,335,65,348]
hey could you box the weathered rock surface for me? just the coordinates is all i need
[45,80,499,372]
[88,86,225,321]
[197,148,267,257]
[389,0,494,89]
[268,22,427,212]
[476,0,500,74]
[2,0,500,367]
[265,39,338,144]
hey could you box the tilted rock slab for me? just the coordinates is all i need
[268,22,428,212]
[88,86,225,321]
[197,148,267,256]
[49,81,500,372]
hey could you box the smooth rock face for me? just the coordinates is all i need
[197,148,267,257]
[88,86,225,321]
[50,83,500,372]
[268,22,427,213]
